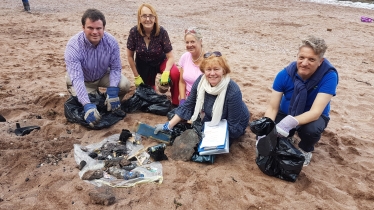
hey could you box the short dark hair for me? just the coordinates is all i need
[81,9,106,27]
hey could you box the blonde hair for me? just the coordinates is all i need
[137,3,160,37]
[200,53,231,75]
[300,35,328,58]
[184,26,203,41]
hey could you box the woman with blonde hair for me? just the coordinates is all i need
[126,3,180,106]
[178,27,204,106]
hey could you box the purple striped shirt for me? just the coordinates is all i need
[65,31,121,105]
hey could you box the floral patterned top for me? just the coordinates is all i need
[126,26,173,62]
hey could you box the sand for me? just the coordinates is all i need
[1,0,374,209]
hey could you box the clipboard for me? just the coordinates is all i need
[198,120,229,155]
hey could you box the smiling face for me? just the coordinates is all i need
[82,18,104,46]
[139,6,155,32]
[204,61,225,87]
[185,34,202,56]
[296,46,324,80]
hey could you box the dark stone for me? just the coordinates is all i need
[89,189,115,206]
[88,152,98,159]
[81,170,104,180]
[104,157,131,169]
[75,185,83,191]
[168,129,200,161]
[78,160,86,170]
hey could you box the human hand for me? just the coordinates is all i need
[83,103,102,127]
[276,115,299,137]
[160,71,170,85]
[105,86,121,111]
[134,75,144,87]
[154,121,172,134]
[179,99,186,106]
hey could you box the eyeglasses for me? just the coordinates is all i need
[140,14,156,20]
[185,28,196,35]
[204,51,222,58]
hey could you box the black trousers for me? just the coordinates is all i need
[275,112,329,152]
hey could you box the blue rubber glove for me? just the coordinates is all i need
[84,103,102,127]
[105,87,121,111]
[154,121,172,134]
[276,115,299,137]
[179,99,186,106]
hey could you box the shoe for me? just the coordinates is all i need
[25,6,31,13]
[300,149,312,166]
[23,2,31,13]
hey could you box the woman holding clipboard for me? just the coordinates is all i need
[154,51,250,146]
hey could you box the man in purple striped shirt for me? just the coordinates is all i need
[65,9,131,127]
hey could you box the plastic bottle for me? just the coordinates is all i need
[123,171,144,180]
[108,167,126,179]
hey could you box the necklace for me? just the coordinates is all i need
[192,50,203,63]
[145,33,151,40]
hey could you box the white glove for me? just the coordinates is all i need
[276,115,299,137]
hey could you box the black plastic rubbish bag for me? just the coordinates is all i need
[250,117,305,182]
[145,101,172,116]
[0,114,6,122]
[166,108,177,120]
[191,150,215,164]
[147,143,168,161]
[250,117,275,136]
[121,84,172,116]
[189,118,215,164]
[250,117,277,156]
[256,137,305,182]
[64,92,126,130]
[159,122,192,146]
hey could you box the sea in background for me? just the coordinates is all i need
[303,0,374,9]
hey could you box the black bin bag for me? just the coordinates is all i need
[121,84,171,116]
[189,117,215,164]
[250,117,277,156]
[250,117,305,182]
[64,92,126,130]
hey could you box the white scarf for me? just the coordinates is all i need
[190,75,230,126]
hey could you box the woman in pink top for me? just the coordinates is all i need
[178,27,204,105]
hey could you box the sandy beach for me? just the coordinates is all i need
[1,0,374,209]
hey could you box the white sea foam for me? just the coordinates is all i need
[301,0,374,9]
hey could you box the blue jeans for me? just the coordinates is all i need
[275,111,329,152]
[22,0,29,3]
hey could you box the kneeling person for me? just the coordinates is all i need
[154,51,250,146]
[65,9,131,127]
[264,35,339,166]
